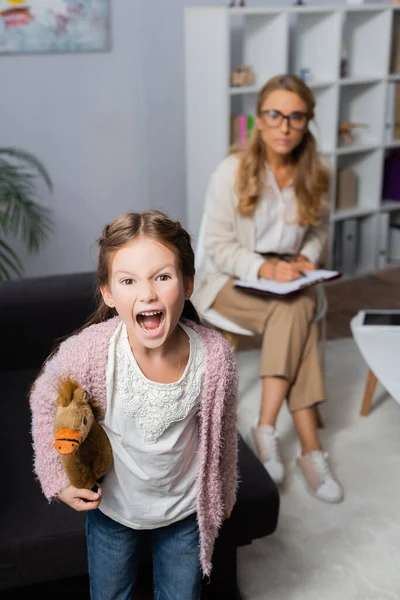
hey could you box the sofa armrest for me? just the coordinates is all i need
[0,272,97,371]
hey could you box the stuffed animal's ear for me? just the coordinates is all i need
[90,401,105,421]
[56,376,80,407]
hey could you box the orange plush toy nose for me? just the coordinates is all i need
[53,428,81,455]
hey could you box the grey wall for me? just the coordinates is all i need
[3,0,379,278]
[2,0,149,277]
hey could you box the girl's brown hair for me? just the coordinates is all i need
[85,209,200,327]
[232,73,330,226]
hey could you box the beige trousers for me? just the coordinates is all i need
[212,279,326,412]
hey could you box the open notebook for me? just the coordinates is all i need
[234,269,342,297]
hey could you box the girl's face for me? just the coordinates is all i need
[100,235,193,350]
[256,89,309,159]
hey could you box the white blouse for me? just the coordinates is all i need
[99,321,204,530]
[255,164,309,256]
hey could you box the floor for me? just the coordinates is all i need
[324,265,400,340]
[236,337,400,600]
[3,266,399,599]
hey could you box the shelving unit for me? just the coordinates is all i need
[184,3,400,278]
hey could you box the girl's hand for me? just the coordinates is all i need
[57,484,102,511]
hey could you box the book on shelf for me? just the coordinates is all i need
[233,269,342,297]
[230,114,255,147]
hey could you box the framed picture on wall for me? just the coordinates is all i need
[0,0,110,54]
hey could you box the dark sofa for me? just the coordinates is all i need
[0,271,280,598]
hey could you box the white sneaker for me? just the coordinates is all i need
[251,425,285,485]
[296,450,344,504]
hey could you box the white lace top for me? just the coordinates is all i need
[99,321,204,529]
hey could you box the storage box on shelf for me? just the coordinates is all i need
[184,3,400,280]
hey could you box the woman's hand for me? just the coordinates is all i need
[57,484,102,511]
[258,260,305,282]
[295,254,317,272]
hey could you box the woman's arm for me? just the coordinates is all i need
[203,157,265,281]
[299,205,329,266]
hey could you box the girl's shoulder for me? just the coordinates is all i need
[182,320,236,359]
[62,316,119,347]
[50,316,120,366]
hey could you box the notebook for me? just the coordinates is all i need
[234,269,342,297]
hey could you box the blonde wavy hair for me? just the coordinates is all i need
[232,74,330,226]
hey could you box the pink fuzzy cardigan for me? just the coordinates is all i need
[29,317,239,576]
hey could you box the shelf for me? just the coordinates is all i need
[290,11,341,83]
[332,207,376,222]
[381,201,400,212]
[337,82,386,150]
[307,79,336,89]
[185,4,400,276]
[341,9,391,79]
[336,143,380,156]
[229,85,258,96]
[340,76,383,86]
[385,140,400,149]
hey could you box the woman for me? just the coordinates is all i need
[193,74,343,504]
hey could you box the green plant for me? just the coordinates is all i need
[0,147,54,281]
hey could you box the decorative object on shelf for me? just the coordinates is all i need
[230,65,255,87]
[390,25,400,73]
[0,147,53,280]
[229,0,246,6]
[0,0,110,54]
[299,67,312,83]
[336,168,358,211]
[338,121,368,145]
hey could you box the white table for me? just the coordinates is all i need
[350,310,400,414]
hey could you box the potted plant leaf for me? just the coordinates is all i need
[0,147,53,281]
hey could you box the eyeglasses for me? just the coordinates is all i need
[260,109,309,131]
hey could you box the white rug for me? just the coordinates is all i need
[236,337,400,600]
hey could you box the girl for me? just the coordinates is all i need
[30,210,238,600]
[193,74,344,504]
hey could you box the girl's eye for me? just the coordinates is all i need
[157,274,171,282]
[121,278,134,285]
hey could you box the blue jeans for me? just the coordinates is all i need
[86,509,201,600]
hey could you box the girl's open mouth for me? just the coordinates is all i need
[136,310,165,332]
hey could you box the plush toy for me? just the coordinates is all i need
[53,376,113,490]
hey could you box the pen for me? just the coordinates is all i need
[277,254,306,278]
